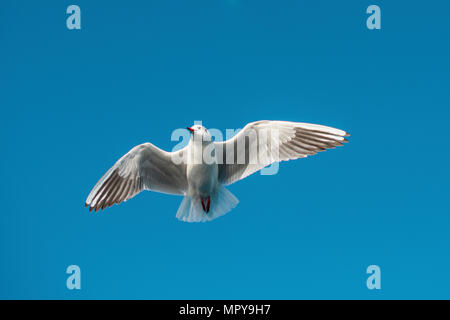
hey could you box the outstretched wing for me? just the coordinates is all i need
[85,143,187,212]
[215,120,349,185]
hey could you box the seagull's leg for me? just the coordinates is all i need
[201,197,206,212]
[200,196,211,213]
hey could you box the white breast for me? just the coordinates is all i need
[186,140,219,196]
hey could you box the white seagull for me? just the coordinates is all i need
[85,120,349,222]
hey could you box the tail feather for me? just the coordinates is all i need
[176,185,239,222]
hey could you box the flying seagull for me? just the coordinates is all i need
[85,120,349,222]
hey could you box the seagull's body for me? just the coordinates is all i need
[184,130,221,216]
[85,120,349,222]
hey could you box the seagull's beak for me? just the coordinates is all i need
[187,127,195,133]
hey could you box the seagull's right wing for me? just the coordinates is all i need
[85,143,187,212]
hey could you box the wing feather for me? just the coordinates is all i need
[85,143,187,212]
[216,120,349,185]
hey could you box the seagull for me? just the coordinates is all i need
[85,120,349,222]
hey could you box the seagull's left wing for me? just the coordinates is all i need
[85,143,187,212]
[215,120,349,185]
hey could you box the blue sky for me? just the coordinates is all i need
[1,0,449,299]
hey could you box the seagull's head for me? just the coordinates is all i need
[187,125,211,141]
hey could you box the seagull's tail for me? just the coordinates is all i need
[176,185,239,223]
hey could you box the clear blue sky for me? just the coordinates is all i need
[1,0,449,299]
